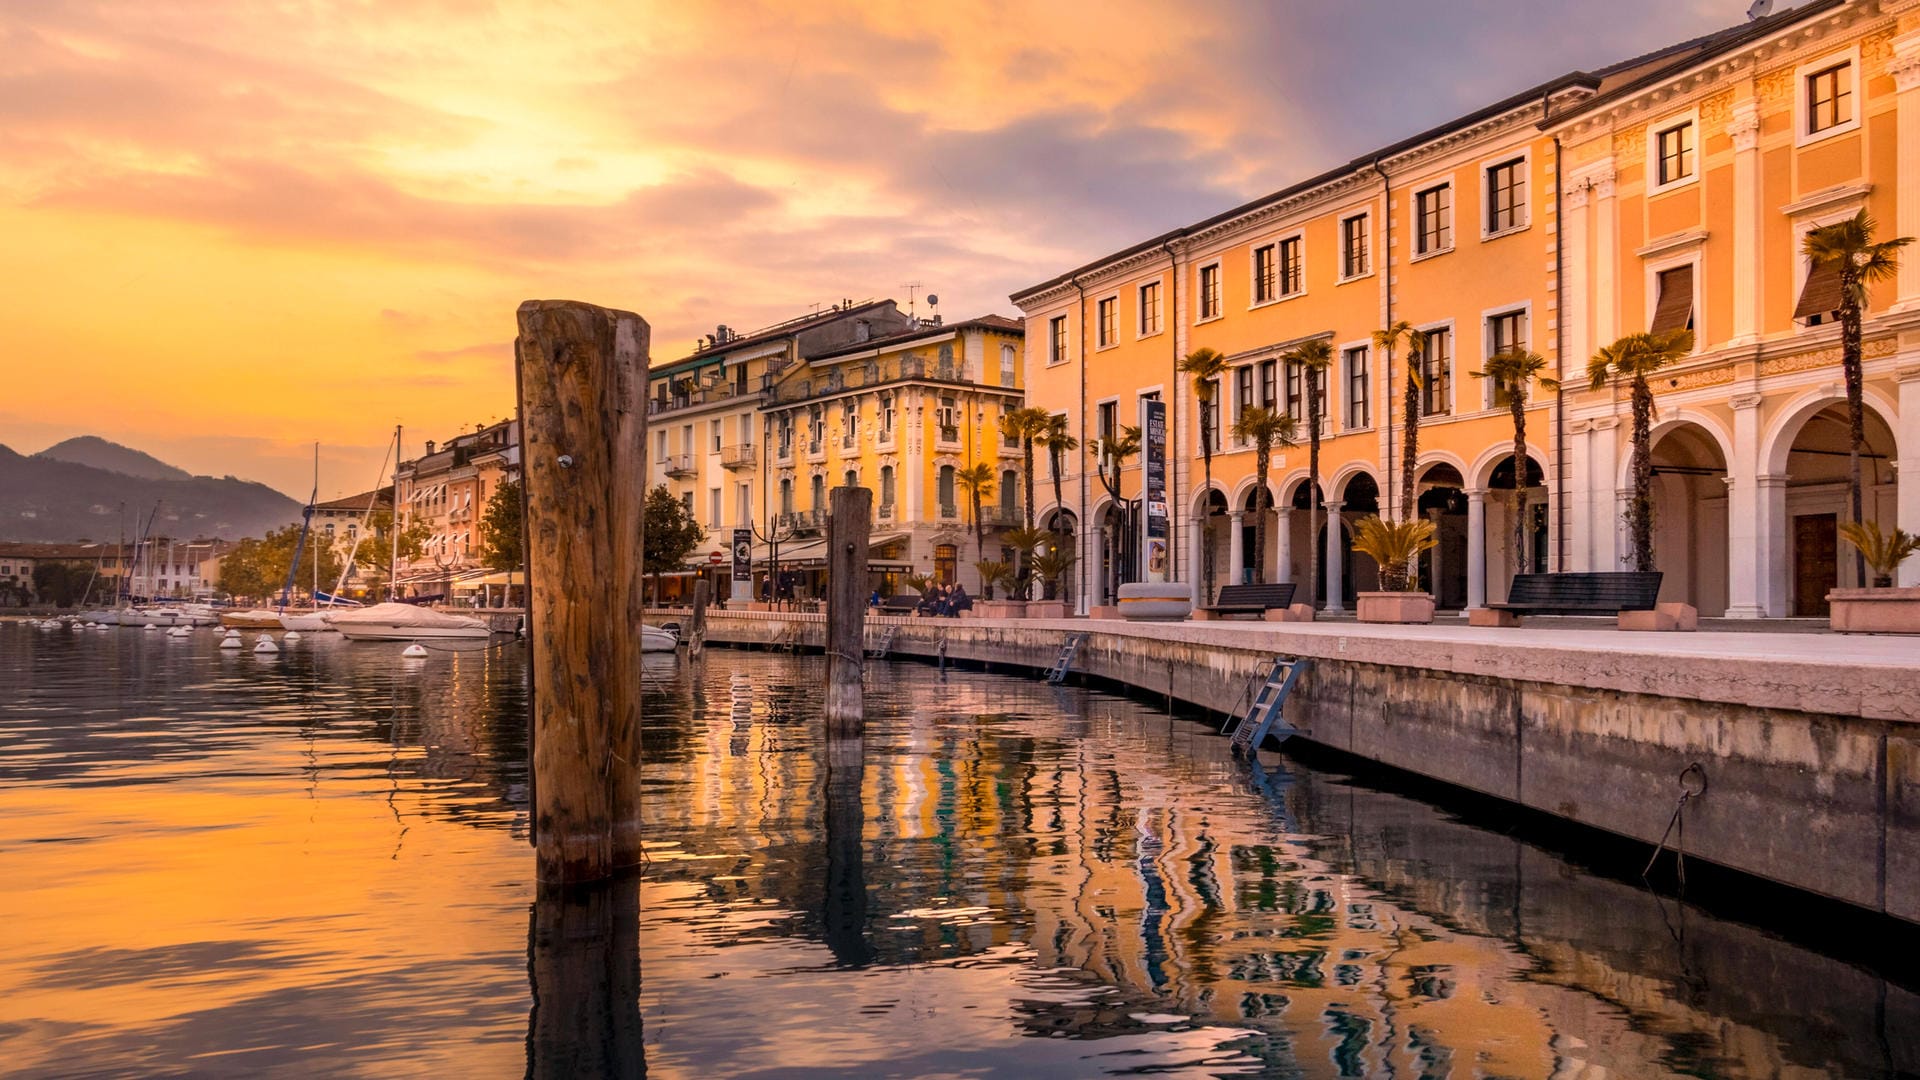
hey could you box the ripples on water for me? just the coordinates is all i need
[0,621,1913,1078]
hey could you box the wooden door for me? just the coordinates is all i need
[1793,513,1837,617]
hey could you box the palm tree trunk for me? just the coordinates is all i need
[1401,362,1420,522]
[1307,390,1321,607]
[1201,416,1215,601]
[1841,265,1868,586]
[1630,375,1655,573]
[1021,439,1037,598]
[972,491,983,563]
[1254,445,1270,584]
[1510,391,1528,576]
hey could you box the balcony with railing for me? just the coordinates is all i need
[978,505,1019,528]
[937,502,959,522]
[937,425,961,446]
[647,380,756,416]
[776,508,828,534]
[766,354,951,406]
[877,501,896,522]
[719,444,757,470]
[663,454,697,478]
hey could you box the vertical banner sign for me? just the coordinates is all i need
[731,527,752,582]
[1141,397,1169,582]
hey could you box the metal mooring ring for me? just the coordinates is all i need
[1678,762,1708,800]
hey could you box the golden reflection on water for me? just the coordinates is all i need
[1,623,1910,1078]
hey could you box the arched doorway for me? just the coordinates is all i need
[1644,424,1728,615]
[1287,479,1322,593]
[1416,463,1468,609]
[1193,489,1229,603]
[1340,472,1381,600]
[1240,484,1276,585]
[1043,507,1079,605]
[1780,403,1899,615]
[1097,501,1132,606]
[1483,455,1549,604]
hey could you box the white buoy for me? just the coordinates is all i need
[219,636,243,649]
[169,626,190,637]
[224,629,241,639]
[401,643,429,659]
[253,636,279,654]
[283,630,302,642]
[143,623,159,632]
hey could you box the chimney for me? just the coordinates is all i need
[425,440,436,455]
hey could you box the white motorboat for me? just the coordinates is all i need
[641,625,678,653]
[329,602,493,641]
[220,609,286,630]
[278,610,337,632]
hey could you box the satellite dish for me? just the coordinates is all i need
[926,294,939,307]
[1747,0,1772,20]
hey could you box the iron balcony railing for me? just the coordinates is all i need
[719,444,757,469]
[663,454,696,478]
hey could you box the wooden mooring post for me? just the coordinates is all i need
[515,299,648,884]
[688,578,709,659]
[824,485,870,733]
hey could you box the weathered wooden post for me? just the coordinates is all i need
[515,299,648,883]
[688,578,709,659]
[525,876,644,1077]
[824,485,870,732]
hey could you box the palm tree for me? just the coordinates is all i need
[1036,411,1078,537]
[1287,340,1334,606]
[1373,321,1430,519]
[1002,526,1052,599]
[1094,425,1142,592]
[999,406,1054,530]
[1588,329,1694,573]
[1034,541,1077,604]
[1351,516,1438,592]
[1179,346,1230,600]
[954,462,996,562]
[1804,209,1911,581]
[1230,406,1297,584]
[1470,348,1559,575]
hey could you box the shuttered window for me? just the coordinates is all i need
[1650,265,1695,334]
[1794,258,1844,324]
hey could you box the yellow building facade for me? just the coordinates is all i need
[1014,0,1920,617]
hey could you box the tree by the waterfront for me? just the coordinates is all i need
[1287,339,1333,606]
[1230,406,1297,584]
[1471,348,1558,575]
[1373,321,1429,521]
[1178,346,1228,600]
[218,523,347,602]
[1588,329,1693,573]
[352,511,434,599]
[955,462,996,562]
[479,478,524,571]
[31,562,94,607]
[643,484,706,601]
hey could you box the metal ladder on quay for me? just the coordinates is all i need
[869,625,898,659]
[1222,656,1310,755]
[1047,632,1087,685]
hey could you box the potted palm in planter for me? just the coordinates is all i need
[971,559,1021,619]
[1029,541,1076,618]
[1828,522,1920,633]
[1351,515,1439,623]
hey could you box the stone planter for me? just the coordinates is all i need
[1026,600,1068,619]
[1117,581,1193,622]
[1828,586,1920,633]
[1356,591,1435,624]
[974,599,1027,620]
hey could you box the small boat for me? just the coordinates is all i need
[220,609,287,630]
[329,602,493,641]
[641,625,678,653]
[278,610,335,632]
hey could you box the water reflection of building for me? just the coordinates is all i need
[640,657,1912,1078]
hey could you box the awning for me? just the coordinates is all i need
[1649,264,1693,333]
[1794,258,1844,321]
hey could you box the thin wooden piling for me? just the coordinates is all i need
[688,578,709,659]
[515,299,648,884]
[824,485,870,732]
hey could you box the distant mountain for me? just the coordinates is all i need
[0,442,303,542]
[35,436,193,482]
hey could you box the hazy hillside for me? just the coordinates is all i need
[35,436,193,482]
[0,442,303,542]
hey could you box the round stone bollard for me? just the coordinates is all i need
[1117,581,1193,622]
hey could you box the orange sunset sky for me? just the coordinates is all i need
[3,0,1746,499]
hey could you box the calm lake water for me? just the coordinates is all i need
[1,621,1914,1078]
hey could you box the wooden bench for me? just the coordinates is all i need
[1201,582,1297,618]
[877,594,921,615]
[1476,572,1663,626]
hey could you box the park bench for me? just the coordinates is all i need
[877,594,921,615]
[1202,582,1297,619]
[1479,572,1663,626]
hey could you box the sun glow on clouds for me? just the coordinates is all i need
[2,0,1744,499]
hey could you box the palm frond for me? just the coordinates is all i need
[1839,520,1920,581]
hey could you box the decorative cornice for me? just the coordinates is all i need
[1780,182,1873,219]
[1730,392,1765,410]
[1634,228,1710,259]
[1221,329,1338,365]
[1727,99,1761,152]
[1895,364,1920,383]
[1657,365,1735,393]
[1760,336,1898,377]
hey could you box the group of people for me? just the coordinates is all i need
[869,583,972,617]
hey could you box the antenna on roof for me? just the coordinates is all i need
[902,281,922,320]
[1746,0,1772,20]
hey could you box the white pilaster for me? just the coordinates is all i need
[1757,474,1789,616]
[1563,180,1592,377]
[1590,417,1621,571]
[1591,167,1620,346]
[1893,33,1920,311]
[1227,511,1246,587]
[1465,488,1488,609]
[1725,393,1767,617]
[1729,100,1763,343]
[1323,502,1345,613]
[1275,508,1293,584]
[1567,420,1593,572]
[1900,366,1920,585]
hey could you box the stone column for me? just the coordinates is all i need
[1893,33,1920,311]
[1900,366,1920,585]
[1590,167,1619,347]
[1725,393,1767,617]
[1275,508,1293,584]
[1425,507,1444,602]
[1590,417,1621,571]
[1323,502,1345,612]
[1227,511,1246,587]
[1465,487,1488,609]
[1728,100,1763,343]
[1563,179,1592,377]
[1757,474,1789,616]
[1188,515,1207,605]
[1566,420,1593,572]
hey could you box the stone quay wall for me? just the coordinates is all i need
[650,608,1920,926]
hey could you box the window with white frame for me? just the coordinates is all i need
[1487,309,1528,407]
[709,487,722,528]
[1199,378,1220,452]
[1199,263,1221,319]
[1415,184,1451,254]
[1259,359,1277,410]
[1344,346,1369,429]
[1340,214,1369,278]
[1138,280,1162,335]
[1049,315,1068,364]
[1096,296,1117,346]
[710,419,723,453]
[1234,367,1253,427]
[1253,244,1277,303]
[1651,264,1696,334]
[1485,157,1526,234]
[878,393,894,440]
[1284,359,1304,422]
[1000,344,1016,385]
[1420,328,1452,417]
[1654,119,1694,187]
[1279,237,1303,296]
[1097,400,1118,445]
[1807,61,1853,135]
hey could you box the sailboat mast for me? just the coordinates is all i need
[390,424,402,601]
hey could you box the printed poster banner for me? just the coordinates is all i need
[731,528,752,582]
[1141,397,1169,580]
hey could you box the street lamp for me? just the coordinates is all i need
[747,513,796,611]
